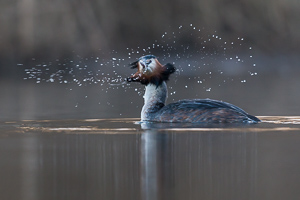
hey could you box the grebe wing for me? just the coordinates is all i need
[169,99,248,114]
[158,99,260,123]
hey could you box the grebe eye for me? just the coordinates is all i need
[146,59,151,64]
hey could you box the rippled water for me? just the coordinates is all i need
[1,117,300,200]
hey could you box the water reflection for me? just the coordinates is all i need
[1,118,300,199]
[141,130,160,200]
[140,129,177,200]
[21,137,39,200]
[139,128,259,200]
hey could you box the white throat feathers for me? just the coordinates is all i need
[141,82,168,121]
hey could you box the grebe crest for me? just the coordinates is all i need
[127,55,260,123]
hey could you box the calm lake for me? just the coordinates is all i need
[1,117,300,200]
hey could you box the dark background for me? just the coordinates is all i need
[2,0,300,65]
[0,0,300,120]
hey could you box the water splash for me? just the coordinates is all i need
[21,24,258,109]
[124,24,257,98]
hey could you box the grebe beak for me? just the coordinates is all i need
[126,76,138,82]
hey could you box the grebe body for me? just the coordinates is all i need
[127,55,260,123]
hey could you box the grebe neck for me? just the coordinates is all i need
[141,82,168,121]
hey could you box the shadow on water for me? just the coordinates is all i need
[1,117,300,199]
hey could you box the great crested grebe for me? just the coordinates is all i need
[127,55,260,123]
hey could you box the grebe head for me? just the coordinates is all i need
[127,55,176,87]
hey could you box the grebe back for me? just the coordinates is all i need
[127,55,260,123]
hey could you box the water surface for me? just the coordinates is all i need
[1,117,300,200]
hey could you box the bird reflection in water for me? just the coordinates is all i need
[140,129,175,200]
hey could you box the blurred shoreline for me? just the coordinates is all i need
[1,0,300,68]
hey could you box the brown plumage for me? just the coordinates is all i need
[127,56,175,87]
